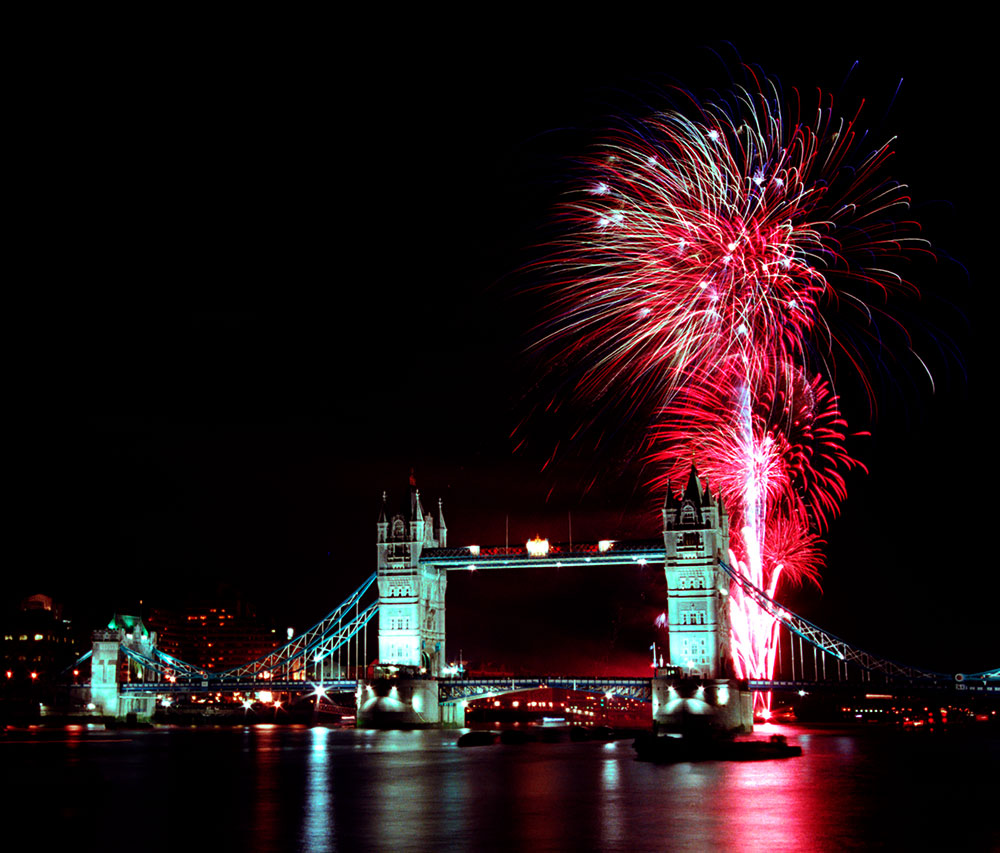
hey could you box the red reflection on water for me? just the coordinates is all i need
[692,727,830,850]
[251,725,282,850]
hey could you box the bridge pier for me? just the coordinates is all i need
[651,675,752,734]
[356,676,441,728]
[438,700,465,727]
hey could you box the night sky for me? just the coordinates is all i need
[12,26,996,676]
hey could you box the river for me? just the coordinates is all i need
[3,723,997,851]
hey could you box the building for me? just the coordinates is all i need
[662,465,732,679]
[1,594,80,682]
[90,613,160,719]
[148,595,280,671]
[376,476,447,674]
[654,466,752,733]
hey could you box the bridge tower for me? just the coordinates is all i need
[375,478,448,676]
[89,613,158,721]
[662,465,732,679]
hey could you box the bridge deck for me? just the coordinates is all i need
[119,679,359,695]
[421,540,667,570]
[119,675,997,698]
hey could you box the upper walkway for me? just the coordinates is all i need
[420,539,667,570]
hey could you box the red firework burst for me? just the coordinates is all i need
[538,69,928,708]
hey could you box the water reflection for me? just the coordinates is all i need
[300,726,333,852]
[598,744,626,849]
[250,725,281,850]
[362,730,459,849]
[3,724,992,851]
[505,736,578,846]
[707,750,826,850]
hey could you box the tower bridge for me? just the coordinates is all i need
[74,468,999,726]
[377,468,730,685]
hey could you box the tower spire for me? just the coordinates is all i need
[683,463,703,504]
[437,497,447,547]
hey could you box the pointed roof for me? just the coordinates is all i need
[663,479,676,509]
[682,464,704,505]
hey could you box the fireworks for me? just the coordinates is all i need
[542,71,927,712]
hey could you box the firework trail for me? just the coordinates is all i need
[541,70,927,712]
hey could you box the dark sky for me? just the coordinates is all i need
[12,25,995,675]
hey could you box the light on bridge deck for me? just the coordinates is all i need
[526,537,550,557]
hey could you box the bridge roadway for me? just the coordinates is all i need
[420,540,667,570]
[117,677,655,702]
[118,675,997,700]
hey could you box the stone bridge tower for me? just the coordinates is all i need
[376,477,448,676]
[90,613,158,721]
[662,465,732,679]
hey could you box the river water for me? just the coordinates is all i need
[4,723,997,851]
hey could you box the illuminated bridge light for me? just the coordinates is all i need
[598,540,613,552]
[467,545,480,556]
[526,537,550,557]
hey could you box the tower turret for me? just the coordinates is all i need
[377,492,389,544]
[437,497,447,548]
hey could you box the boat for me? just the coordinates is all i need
[634,732,801,763]
[456,730,498,747]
